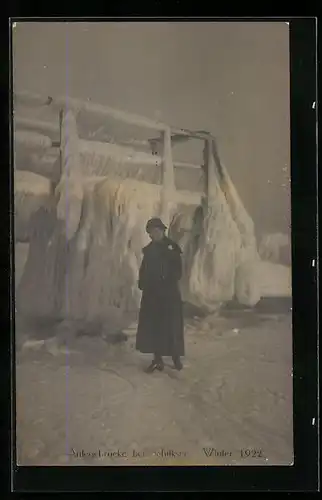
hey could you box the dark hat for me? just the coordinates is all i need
[146,217,167,232]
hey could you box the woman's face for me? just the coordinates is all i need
[148,227,164,242]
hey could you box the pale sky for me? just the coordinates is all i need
[12,21,291,234]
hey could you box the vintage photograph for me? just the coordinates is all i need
[12,21,293,466]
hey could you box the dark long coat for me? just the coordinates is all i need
[136,236,184,357]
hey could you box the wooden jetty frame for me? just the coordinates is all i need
[13,91,220,224]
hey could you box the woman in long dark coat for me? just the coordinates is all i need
[136,218,185,373]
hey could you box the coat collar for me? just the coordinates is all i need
[143,237,181,254]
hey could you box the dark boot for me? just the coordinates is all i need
[145,355,164,373]
[172,355,183,371]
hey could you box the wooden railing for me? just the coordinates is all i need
[13,91,219,224]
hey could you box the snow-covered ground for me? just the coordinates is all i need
[15,307,293,466]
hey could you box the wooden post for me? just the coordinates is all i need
[58,109,63,179]
[160,127,175,227]
[55,108,84,241]
[60,109,80,175]
[203,138,217,209]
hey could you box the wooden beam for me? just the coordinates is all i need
[14,91,216,141]
[78,139,202,169]
[14,130,53,150]
[14,150,60,182]
[14,132,202,174]
[154,128,215,141]
[14,91,52,108]
[14,91,166,132]
[173,160,201,170]
[14,116,60,137]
